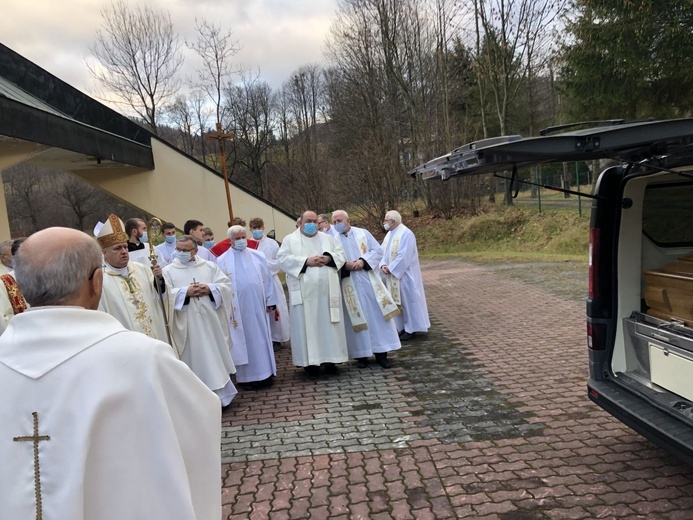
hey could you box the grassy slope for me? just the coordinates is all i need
[403,205,590,264]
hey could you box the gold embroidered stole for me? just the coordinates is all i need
[383,227,403,306]
[342,229,400,331]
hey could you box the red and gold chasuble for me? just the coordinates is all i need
[1,274,27,315]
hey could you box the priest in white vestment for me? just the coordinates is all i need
[380,210,430,340]
[332,210,401,368]
[318,213,340,238]
[218,225,278,388]
[250,217,290,344]
[184,219,216,263]
[97,215,170,344]
[163,235,238,406]
[0,227,221,520]
[278,211,348,377]
[154,221,178,267]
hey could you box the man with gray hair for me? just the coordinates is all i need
[217,225,278,388]
[380,210,430,340]
[163,234,238,406]
[0,227,222,520]
[317,213,339,238]
[332,210,401,368]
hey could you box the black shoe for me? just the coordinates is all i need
[256,376,275,389]
[303,365,320,379]
[273,341,282,351]
[399,332,415,341]
[375,353,393,369]
[398,330,405,338]
[356,357,369,369]
[323,362,339,375]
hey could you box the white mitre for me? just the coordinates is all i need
[96,214,128,248]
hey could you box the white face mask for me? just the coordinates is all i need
[233,239,248,251]
[174,251,192,263]
[383,222,390,231]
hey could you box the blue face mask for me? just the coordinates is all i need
[334,222,347,234]
[303,222,318,236]
[164,235,176,244]
[233,239,248,251]
[204,240,215,249]
[252,229,264,240]
[173,251,192,263]
[140,232,148,243]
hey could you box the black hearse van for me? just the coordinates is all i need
[409,118,693,465]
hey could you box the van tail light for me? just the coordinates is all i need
[587,321,606,350]
[588,227,600,299]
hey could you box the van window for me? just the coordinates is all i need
[642,182,693,246]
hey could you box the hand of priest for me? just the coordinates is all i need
[151,265,163,279]
[381,265,390,275]
[307,256,322,267]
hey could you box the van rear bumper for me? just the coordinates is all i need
[588,379,693,467]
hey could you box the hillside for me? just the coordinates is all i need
[401,205,590,263]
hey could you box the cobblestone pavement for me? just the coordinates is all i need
[221,258,693,519]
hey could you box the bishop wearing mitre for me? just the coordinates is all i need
[97,214,169,344]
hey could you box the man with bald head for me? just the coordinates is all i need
[0,228,221,520]
[380,210,430,340]
[278,210,348,378]
[332,210,401,368]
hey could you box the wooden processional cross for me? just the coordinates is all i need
[13,411,51,520]
[207,122,235,225]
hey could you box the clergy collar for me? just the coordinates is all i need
[104,261,131,277]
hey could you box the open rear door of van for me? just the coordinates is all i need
[408,118,693,182]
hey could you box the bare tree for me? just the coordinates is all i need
[88,0,183,133]
[166,94,198,156]
[187,19,240,127]
[226,73,276,198]
[475,0,563,136]
[2,166,52,234]
[54,176,102,231]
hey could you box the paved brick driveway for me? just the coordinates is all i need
[221,258,693,519]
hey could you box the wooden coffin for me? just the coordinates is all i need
[644,253,693,326]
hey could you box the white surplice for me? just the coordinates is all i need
[163,257,237,405]
[338,227,401,358]
[278,229,348,366]
[256,236,290,343]
[154,240,176,268]
[380,224,431,334]
[98,261,170,344]
[0,306,221,520]
[195,245,216,264]
[217,248,278,383]
[128,246,158,267]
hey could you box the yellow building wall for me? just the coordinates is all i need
[74,139,296,242]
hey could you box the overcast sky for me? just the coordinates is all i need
[2,0,339,97]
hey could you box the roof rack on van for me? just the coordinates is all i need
[539,118,655,136]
